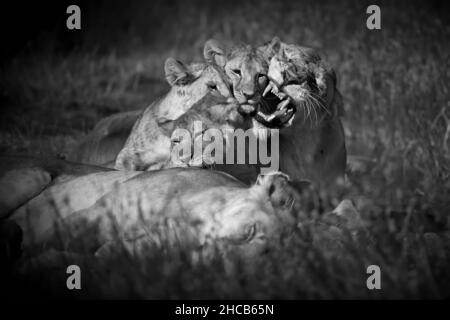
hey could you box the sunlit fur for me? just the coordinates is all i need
[10,166,299,259]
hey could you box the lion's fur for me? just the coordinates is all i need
[68,110,142,167]
[258,39,347,184]
[115,59,236,171]
[4,156,299,258]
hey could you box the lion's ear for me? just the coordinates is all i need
[261,37,281,61]
[158,119,176,137]
[203,39,227,68]
[164,57,192,86]
[267,37,281,54]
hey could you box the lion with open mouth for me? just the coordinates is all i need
[189,38,347,185]
[250,38,347,185]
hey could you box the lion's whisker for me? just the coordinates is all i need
[309,95,321,125]
[310,92,331,116]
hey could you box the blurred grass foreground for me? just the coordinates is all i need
[0,0,449,298]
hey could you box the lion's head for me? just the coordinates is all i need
[203,39,269,115]
[254,38,344,130]
[155,54,236,122]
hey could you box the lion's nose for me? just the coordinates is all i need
[242,90,255,100]
[237,104,256,116]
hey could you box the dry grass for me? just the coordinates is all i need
[1,0,449,299]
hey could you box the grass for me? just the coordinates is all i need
[1,0,449,298]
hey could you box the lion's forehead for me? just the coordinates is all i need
[227,47,268,73]
[283,44,321,62]
[270,50,321,81]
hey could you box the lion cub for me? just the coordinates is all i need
[115,58,237,171]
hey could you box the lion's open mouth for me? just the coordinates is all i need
[254,82,296,128]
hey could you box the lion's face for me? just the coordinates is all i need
[203,40,269,114]
[164,92,250,168]
[115,56,240,172]
[255,40,343,130]
[160,58,236,121]
[223,46,268,107]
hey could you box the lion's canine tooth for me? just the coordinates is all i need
[257,110,275,122]
[257,111,267,120]
[279,97,291,110]
[263,82,274,97]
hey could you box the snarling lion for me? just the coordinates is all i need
[1,155,299,260]
[201,38,347,185]
[256,38,347,184]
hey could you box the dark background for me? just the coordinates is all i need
[1,0,449,58]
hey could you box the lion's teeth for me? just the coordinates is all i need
[257,111,275,122]
[271,87,279,97]
[279,98,291,111]
[263,82,273,97]
[273,90,283,99]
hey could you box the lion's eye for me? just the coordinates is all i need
[207,82,218,91]
[232,69,241,76]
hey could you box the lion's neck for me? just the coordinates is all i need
[279,117,346,183]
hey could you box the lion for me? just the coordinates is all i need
[0,154,113,219]
[1,155,300,262]
[75,39,271,173]
[254,38,347,184]
[114,57,237,171]
[69,53,235,168]
[203,39,270,116]
[114,80,244,171]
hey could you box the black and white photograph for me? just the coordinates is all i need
[0,0,449,304]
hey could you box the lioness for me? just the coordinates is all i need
[69,53,235,168]
[196,38,346,185]
[114,58,237,171]
[2,156,299,260]
[256,38,347,184]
